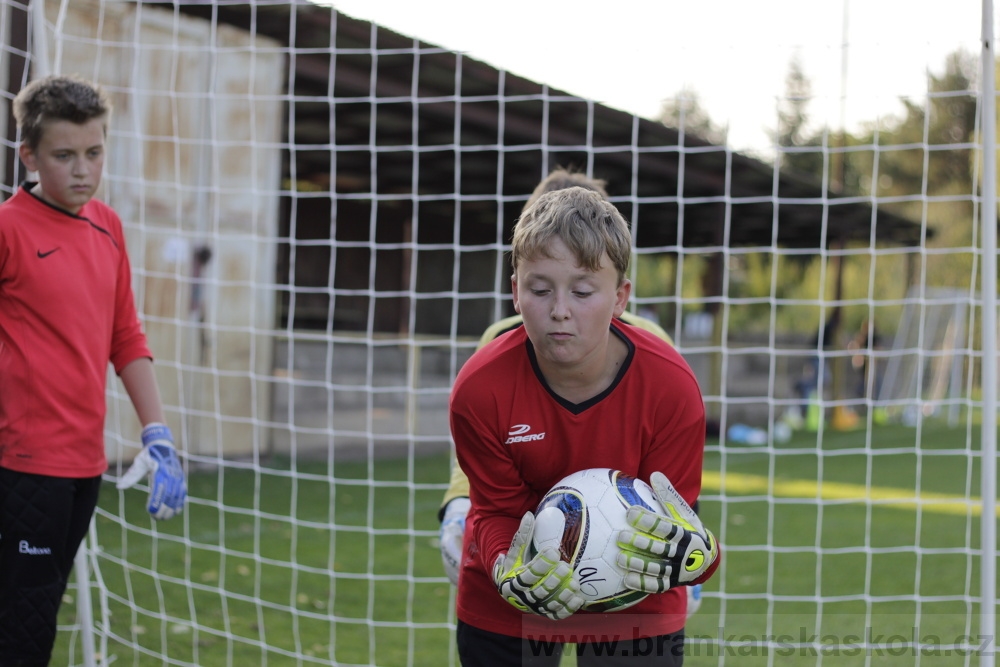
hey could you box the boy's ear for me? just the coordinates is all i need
[18,143,37,172]
[612,279,632,318]
[511,275,521,314]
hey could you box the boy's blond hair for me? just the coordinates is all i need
[13,74,111,150]
[510,186,632,284]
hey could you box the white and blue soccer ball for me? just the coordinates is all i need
[531,468,665,612]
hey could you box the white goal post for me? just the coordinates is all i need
[0,0,996,665]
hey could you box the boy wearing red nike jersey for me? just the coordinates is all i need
[449,186,720,666]
[0,75,186,667]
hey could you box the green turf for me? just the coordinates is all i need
[689,419,986,667]
[52,419,990,666]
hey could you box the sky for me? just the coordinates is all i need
[329,0,988,154]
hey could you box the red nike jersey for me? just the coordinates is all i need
[0,185,152,477]
[451,320,717,640]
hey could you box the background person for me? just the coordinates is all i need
[0,74,186,667]
[848,317,884,402]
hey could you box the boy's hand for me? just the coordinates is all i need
[439,497,470,585]
[617,472,718,593]
[492,512,585,620]
[117,423,187,520]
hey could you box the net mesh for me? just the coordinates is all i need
[0,0,990,664]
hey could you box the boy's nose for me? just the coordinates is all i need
[550,296,570,320]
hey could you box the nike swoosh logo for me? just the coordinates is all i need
[37,248,60,258]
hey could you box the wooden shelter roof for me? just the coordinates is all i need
[166,0,927,251]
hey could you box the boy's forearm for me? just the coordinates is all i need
[119,357,167,426]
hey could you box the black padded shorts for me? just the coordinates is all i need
[0,468,102,666]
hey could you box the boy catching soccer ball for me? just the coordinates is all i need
[449,186,720,666]
[0,74,186,667]
[439,169,704,620]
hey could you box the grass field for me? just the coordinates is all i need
[53,418,988,666]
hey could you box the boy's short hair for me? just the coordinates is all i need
[523,168,608,212]
[13,74,111,150]
[511,186,632,284]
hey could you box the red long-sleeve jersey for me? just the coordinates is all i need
[0,185,152,477]
[451,320,718,640]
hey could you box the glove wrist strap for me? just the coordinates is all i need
[141,422,173,446]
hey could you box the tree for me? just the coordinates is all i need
[770,56,825,179]
[770,49,980,332]
[848,50,977,291]
[860,50,976,197]
[658,86,727,145]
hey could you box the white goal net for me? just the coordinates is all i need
[0,0,995,665]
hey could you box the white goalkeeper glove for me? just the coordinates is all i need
[687,583,703,618]
[492,512,585,620]
[617,471,719,594]
[117,423,187,520]
[439,497,470,585]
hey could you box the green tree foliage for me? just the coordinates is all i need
[860,50,977,199]
[767,50,977,335]
[771,55,827,180]
[658,86,728,145]
[648,52,979,339]
[848,50,978,294]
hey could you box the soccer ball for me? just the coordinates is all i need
[531,468,664,612]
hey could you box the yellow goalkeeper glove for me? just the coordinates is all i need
[492,512,585,620]
[617,471,719,593]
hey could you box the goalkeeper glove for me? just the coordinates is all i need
[617,471,719,594]
[439,497,470,585]
[492,512,585,620]
[687,583,703,619]
[117,423,187,520]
